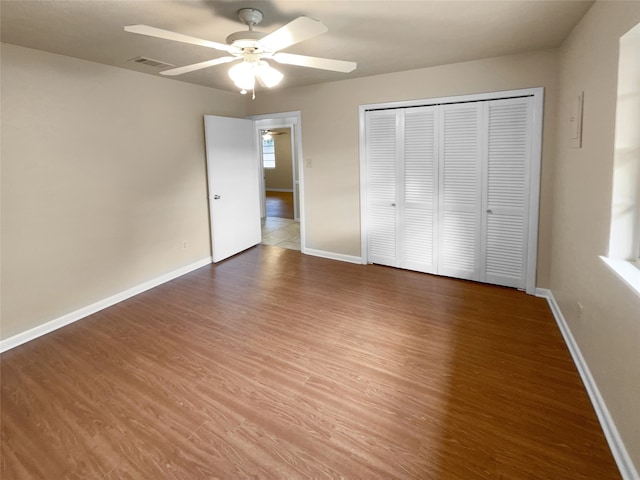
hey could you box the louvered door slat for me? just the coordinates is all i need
[438,104,482,280]
[366,110,397,266]
[483,98,532,288]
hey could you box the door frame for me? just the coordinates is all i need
[358,88,544,294]
[257,124,296,219]
[248,111,305,251]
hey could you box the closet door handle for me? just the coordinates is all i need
[391,203,396,207]
[486,209,493,214]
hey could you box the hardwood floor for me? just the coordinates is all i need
[266,191,294,219]
[1,246,620,479]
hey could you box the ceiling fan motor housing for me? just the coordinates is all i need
[225,30,267,50]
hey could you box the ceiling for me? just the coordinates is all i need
[1,0,594,93]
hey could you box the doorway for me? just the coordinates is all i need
[252,113,304,252]
[264,127,295,219]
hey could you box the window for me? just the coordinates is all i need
[262,135,275,169]
[609,22,640,263]
[603,22,640,295]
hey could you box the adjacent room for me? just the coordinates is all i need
[260,127,301,250]
[1,1,639,479]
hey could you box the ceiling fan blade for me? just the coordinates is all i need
[159,56,238,76]
[124,25,234,53]
[271,53,357,73]
[258,17,328,52]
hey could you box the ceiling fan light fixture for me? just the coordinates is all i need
[228,61,256,91]
[256,61,283,88]
[228,60,282,93]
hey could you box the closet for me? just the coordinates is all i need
[361,89,542,292]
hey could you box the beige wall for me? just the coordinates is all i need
[550,1,640,471]
[1,44,245,339]
[248,49,558,285]
[264,128,293,190]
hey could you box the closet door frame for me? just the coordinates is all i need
[359,87,544,294]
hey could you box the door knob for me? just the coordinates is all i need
[213,195,221,200]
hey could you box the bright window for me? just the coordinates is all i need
[609,22,640,263]
[604,22,640,296]
[262,136,275,169]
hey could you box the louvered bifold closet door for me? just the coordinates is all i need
[480,97,533,289]
[366,110,398,267]
[438,103,483,281]
[399,107,438,273]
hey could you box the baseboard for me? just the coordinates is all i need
[266,188,294,192]
[536,288,639,480]
[0,256,213,353]
[303,248,363,265]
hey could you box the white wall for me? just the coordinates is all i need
[1,43,245,339]
[550,1,640,473]
[248,49,558,286]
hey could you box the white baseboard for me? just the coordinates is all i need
[266,188,294,192]
[536,288,639,480]
[303,248,362,265]
[0,256,213,353]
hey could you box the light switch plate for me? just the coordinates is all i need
[569,91,584,148]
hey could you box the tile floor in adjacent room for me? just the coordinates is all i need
[261,217,300,251]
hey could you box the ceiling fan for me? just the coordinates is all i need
[262,129,287,136]
[124,8,357,96]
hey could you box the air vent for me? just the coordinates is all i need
[128,56,175,68]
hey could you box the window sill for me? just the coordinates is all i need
[600,256,640,299]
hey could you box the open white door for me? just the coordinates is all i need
[204,115,261,262]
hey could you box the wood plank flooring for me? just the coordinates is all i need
[1,246,620,479]
[266,191,294,219]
